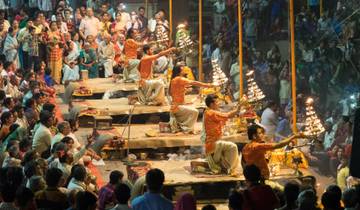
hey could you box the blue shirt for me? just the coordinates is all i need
[131,192,173,210]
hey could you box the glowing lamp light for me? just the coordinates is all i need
[304,97,325,137]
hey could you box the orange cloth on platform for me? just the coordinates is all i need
[169,76,191,112]
[242,142,275,179]
[124,39,138,59]
[204,109,229,155]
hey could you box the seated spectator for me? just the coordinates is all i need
[342,188,358,210]
[32,110,54,158]
[296,190,320,210]
[51,121,71,149]
[325,185,343,209]
[98,170,124,210]
[228,189,243,210]
[111,183,132,210]
[242,164,280,210]
[175,193,196,210]
[131,168,173,210]
[0,183,17,210]
[15,186,36,210]
[75,191,98,210]
[67,164,88,191]
[322,191,343,210]
[35,168,69,210]
[276,182,300,210]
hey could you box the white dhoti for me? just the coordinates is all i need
[103,59,114,77]
[207,140,240,175]
[123,59,140,82]
[169,105,199,133]
[137,79,167,105]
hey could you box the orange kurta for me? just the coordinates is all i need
[204,109,229,154]
[124,39,138,59]
[242,142,274,179]
[138,55,157,80]
[169,76,191,112]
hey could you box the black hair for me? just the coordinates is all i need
[46,167,63,187]
[19,139,31,150]
[75,191,97,210]
[42,102,55,113]
[171,65,182,80]
[25,98,35,108]
[138,6,145,11]
[243,164,261,183]
[0,90,5,101]
[39,110,52,125]
[15,186,34,208]
[146,168,165,192]
[284,182,300,204]
[109,170,124,185]
[3,97,13,107]
[24,160,39,178]
[72,164,87,182]
[143,44,151,54]
[0,183,16,202]
[325,184,342,202]
[61,136,74,145]
[247,124,264,140]
[201,204,217,210]
[228,189,243,210]
[205,94,218,107]
[1,111,12,126]
[4,61,13,69]
[342,188,358,208]
[13,104,24,113]
[321,191,340,209]
[114,183,131,204]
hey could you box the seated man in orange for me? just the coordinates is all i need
[169,64,214,133]
[242,124,304,180]
[123,28,141,82]
[202,95,241,176]
[137,45,176,106]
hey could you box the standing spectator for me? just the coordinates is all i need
[261,101,279,139]
[98,170,124,210]
[79,8,101,40]
[46,21,63,85]
[3,27,19,69]
[98,33,115,78]
[75,191,97,210]
[296,190,320,210]
[131,168,173,210]
[342,188,358,210]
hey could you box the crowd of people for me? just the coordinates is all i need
[0,0,357,210]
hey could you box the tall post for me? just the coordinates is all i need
[145,0,148,18]
[198,0,203,81]
[289,0,297,133]
[320,0,323,17]
[169,0,173,38]
[238,0,243,98]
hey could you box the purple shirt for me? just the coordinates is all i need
[98,183,116,210]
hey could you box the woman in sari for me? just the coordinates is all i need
[3,27,20,68]
[46,21,63,84]
[79,42,98,78]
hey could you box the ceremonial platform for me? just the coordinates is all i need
[55,78,138,99]
[124,160,314,201]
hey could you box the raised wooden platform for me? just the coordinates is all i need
[132,160,313,201]
[55,78,138,95]
[97,123,249,150]
[71,95,204,117]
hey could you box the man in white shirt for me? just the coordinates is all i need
[117,3,131,31]
[51,121,71,149]
[261,101,279,139]
[32,110,54,158]
[79,8,101,40]
[98,33,115,77]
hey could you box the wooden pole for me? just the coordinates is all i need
[145,0,148,18]
[198,0,203,81]
[238,0,243,98]
[169,0,173,38]
[320,0,323,16]
[289,0,297,133]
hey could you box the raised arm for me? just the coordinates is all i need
[273,133,305,149]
